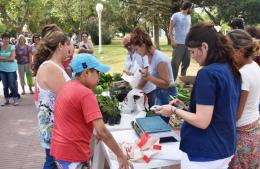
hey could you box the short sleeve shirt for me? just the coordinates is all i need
[15,44,32,64]
[171,12,191,44]
[50,80,102,162]
[0,44,18,72]
[180,63,241,161]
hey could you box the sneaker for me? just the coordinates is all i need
[13,98,19,106]
[1,99,10,107]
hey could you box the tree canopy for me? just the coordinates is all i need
[0,0,259,44]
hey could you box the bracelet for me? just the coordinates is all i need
[171,106,178,115]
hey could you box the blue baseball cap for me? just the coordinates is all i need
[70,53,110,74]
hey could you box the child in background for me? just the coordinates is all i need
[50,54,131,169]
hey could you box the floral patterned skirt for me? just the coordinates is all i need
[55,160,89,169]
[229,119,260,169]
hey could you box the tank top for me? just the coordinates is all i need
[36,60,70,111]
[36,60,70,149]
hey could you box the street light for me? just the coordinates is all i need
[96,3,103,54]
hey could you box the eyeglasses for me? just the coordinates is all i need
[82,36,88,38]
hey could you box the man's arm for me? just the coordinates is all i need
[168,20,176,49]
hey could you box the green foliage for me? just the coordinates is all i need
[97,95,120,117]
[112,73,123,81]
[191,12,204,25]
[85,17,115,45]
[193,0,260,25]
[93,85,103,95]
[0,21,6,34]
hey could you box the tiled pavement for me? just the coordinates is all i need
[0,58,200,169]
[0,94,44,169]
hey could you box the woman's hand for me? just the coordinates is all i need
[139,68,149,78]
[117,154,133,169]
[156,104,174,117]
[169,98,185,109]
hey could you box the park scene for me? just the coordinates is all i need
[0,0,259,169]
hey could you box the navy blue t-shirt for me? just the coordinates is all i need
[180,63,241,161]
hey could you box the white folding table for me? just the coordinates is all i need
[92,129,181,169]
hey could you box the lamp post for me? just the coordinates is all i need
[96,3,103,54]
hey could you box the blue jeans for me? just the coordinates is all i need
[0,71,18,98]
[156,86,178,123]
[44,149,57,169]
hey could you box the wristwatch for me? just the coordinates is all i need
[171,106,178,115]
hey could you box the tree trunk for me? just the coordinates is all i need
[162,26,171,45]
[154,18,160,50]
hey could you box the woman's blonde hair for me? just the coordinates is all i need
[18,34,26,45]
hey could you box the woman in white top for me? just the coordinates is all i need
[227,29,260,169]
[32,24,71,169]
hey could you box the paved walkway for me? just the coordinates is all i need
[0,58,200,169]
[0,93,44,168]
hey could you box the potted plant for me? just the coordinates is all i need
[104,95,121,125]
[97,95,121,125]
[97,95,109,124]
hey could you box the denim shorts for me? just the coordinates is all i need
[155,86,178,105]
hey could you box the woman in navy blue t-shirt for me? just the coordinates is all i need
[157,23,242,169]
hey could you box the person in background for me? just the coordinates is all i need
[122,34,140,76]
[32,24,71,169]
[246,26,260,66]
[10,37,17,45]
[169,1,192,81]
[78,32,94,54]
[62,37,74,77]
[156,23,241,169]
[51,54,131,169]
[31,34,41,56]
[131,27,178,123]
[245,26,260,39]
[0,32,19,106]
[15,34,34,94]
[229,17,244,30]
[122,34,156,108]
[227,29,260,169]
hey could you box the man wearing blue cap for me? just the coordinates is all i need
[50,54,131,169]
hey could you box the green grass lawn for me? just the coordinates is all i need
[92,38,173,73]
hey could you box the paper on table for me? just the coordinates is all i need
[122,73,133,83]
[152,142,182,161]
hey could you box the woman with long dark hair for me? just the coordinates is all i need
[156,23,241,169]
